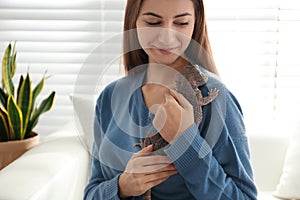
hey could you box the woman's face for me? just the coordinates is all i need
[136,0,195,67]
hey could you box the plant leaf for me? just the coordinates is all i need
[10,42,17,77]
[0,106,9,142]
[26,91,55,137]
[26,74,45,136]
[17,73,32,139]
[16,75,24,105]
[0,87,8,108]
[2,43,14,96]
[7,96,23,140]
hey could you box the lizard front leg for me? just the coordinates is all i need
[196,88,219,106]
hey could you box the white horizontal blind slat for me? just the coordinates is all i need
[0,0,102,9]
[0,31,108,42]
[0,9,102,20]
[0,20,103,31]
[0,42,99,53]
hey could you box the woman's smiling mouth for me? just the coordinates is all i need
[154,46,179,55]
[158,48,172,54]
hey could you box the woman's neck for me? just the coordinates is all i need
[145,57,189,89]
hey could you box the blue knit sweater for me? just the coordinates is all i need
[83,66,257,200]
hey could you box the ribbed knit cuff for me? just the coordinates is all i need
[103,173,121,200]
[164,124,212,172]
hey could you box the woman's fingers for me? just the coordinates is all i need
[120,148,178,197]
[131,144,153,159]
[152,90,194,142]
[141,155,172,166]
[119,165,178,197]
[152,105,167,132]
[136,144,153,154]
[144,168,178,187]
[125,155,173,173]
[169,89,192,110]
[141,160,176,173]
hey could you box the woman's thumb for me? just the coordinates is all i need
[139,144,153,154]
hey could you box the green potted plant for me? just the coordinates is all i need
[0,42,56,170]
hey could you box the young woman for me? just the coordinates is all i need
[84,0,257,199]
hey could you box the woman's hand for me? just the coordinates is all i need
[118,145,178,198]
[152,90,194,143]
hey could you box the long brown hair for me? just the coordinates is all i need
[123,0,218,75]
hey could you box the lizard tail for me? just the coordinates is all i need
[143,189,151,200]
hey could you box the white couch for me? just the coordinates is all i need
[249,133,290,200]
[0,122,293,199]
[0,122,90,200]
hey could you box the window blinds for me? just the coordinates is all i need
[0,0,111,137]
[205,0,279,134]
[276,0,300,124]
[206,0,300,133]
[0,0,298,136]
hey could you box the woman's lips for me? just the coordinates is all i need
[158,48,172,55]
[155,47,178,55]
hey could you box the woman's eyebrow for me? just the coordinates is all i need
[142,12,192,19]
[142,12,163,18]
[174,12,192,18]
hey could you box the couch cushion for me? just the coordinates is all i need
[258,192,281,200]
[248,133,290,192]
[69,94,97,154]
[273,122,300,199]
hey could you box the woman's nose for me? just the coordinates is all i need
[157,28,176,45]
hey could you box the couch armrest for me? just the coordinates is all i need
[0,123,90,200]
[249,133,290,192]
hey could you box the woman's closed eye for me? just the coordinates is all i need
[145,21,162,26]
[144,21,189,26]
[174,22,189,26]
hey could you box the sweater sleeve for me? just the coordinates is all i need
[83,87,123,200]
[83,154,121,200]
[164,89,257,200]
[83,114,122,200]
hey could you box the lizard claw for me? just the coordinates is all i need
[208,88,219,98]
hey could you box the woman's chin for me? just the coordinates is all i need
[152,58,178,66]
[151,55,188,69]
